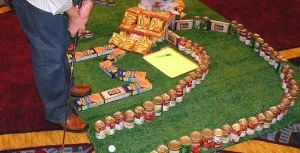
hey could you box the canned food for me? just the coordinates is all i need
[134,106,145,125]
[157,145,168,153]
[113,111,125,130]
[263,111,274,128]
[247,117,258,135]
[265,46,274,61]
[150,150,158,153]
[178,79,187,94]
[167,89,177,107]
[193,16,201,30]
[285,79,298,93]
[229,21,237,35]
[178,37,187,51]
[276,103,286,121]
[280,64,291,79]
[269,51,278,65]
[250,33,260,47]
[104,116,116,135]
[183,76,192,93]
[191,43,199,57]
[269,106,280,124]
[189,72,198,88]
[244,31,252,45]
[231,123,241,142]
[221,124,232,143]
[199,65,208,80]
[259,42,269,57]
[179,136,192,153]
[152,96,163,117]
[276,57,288,74]
[201,128,213,150]
[239,28,247,42]
[168,140,181,153]
[282,73,294,89]
[236,24,244,36]
[174,85,184,102]
[190,131,203,153]
[124,110,135,129]
[161,93,171,111]
[255,113,265,131]
[194,68,203,84]
[288,90,298,106]
[202,17,210,30]
[95,120,106,139]
[280,98,291,115]
[254,37,264,52]
[185,40,193,54]
[143,101,155,122]
[212,129,223,148]
[238,118,248,137]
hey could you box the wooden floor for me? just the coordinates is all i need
[279,47,300,59]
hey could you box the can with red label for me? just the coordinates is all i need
[152,96,163,117]
[178,37,187,51]
[124,110,135,129]
[279,64,290,78]
[221,124,232,144]
[285,79,298,93]
[113,111,125,130]
[212,129,223,148]
[254,38,264,52]
[269,51,278,65]
[199,65,208,80]
[231,123,241,142]
[95,120,106,139]
[263,111,274,128]
[255,113,265,131]
[259,42,269,57]
[134,106,145,125]
[264,46,273,61]
[282,73,294,89]
[189,72,198,88]
[244,31,252,45]
[289,90,298,106]
[191,43,199,57]
[201,128,213,150]
[190,131,203,153]
[236,24,244,37]
[250,33,260,47]
[161,93,171,111]
[239,28,247,42]
[143,101,154,122]
[238,118,248,137]
[194,68,203,84]
[178,79,187,94]
[168,89,177,107]
[269,106,280,124]
[174,85,183,102]
[183,76,192,93]
[247,117,258,135]
[276,103,286,121]
[280,98,291,115]
[104,116,115,135]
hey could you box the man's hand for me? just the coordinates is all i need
[79,1,94,24]
[66,6,86,38]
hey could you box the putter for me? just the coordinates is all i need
[61,0,84,152]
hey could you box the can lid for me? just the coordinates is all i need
[190,131,202,141]
[213,128,224,136]
[256,113,266,120]
[241,28,247,33]
[280,98,291,106]
[238,118,249,126]
[289,89,299,97]
[183,76,192,82]
[248,117,258,124]
[113,111,124,119]
[203,16,210,21]
[231,20,237,25]
[174,85,183,91]
[256,37,264,43]
[189,72,198,79]
[282,93,293,100]
[231,123,241,131]
[134,106,145,114]
[278,56,288,63]
[94,120,105,129]
[290,84,299,91]
[267,46,274,52]
[167,89,177,98]
[288,79,297,86]
[179,136,192,145]
[161,93,171,100]
[286,68,295,75]
[252,33,260,38]
[221,124,232,131]
[264,111,274,120]
[194,16,200,19]
[152,96,163,104]
[180,37,187,41]
[150,150,158,153]
[262,43,269,47]
[157,145,168,153]
[237,24,244,28]
[168,140,181,150]
[201,128,213,138]
[270,106,280,114]
[143,101,154,109]
[124,110,134,117]
[178,79,186,86]
[193,43,199,48]
[104,116,115,124]
[285,73,294,79]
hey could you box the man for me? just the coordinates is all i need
[13,0,94,133]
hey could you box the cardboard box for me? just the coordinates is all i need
[101,87,130,103]
[75,48,98,62]
[210,20,230,33]
[118,70,147,82]
[99,60,119,78]
[175,20,193,30]
[73,93,104,111]
[96,44,117,56]
[122,79,152,95]
[165,30,180,47]
[103,48,126,63]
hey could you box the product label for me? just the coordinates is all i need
[154,104,162,116]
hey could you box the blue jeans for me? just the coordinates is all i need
[13,0,73,123]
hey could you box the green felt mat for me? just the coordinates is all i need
[73,0,300,152]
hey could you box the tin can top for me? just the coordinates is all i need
[157,145,168,153]
[231,20,237,25]
[94,120,105,130]
[161,93,171,101]
[152,96,163,104]
[252,33,260,38]
[289,89,299,97]
[203,16,210,21]
[213,128,224,136]
[134,106,145,114]
[256,113,266,120]
[180,37,187,41]
[238,118,249,126]
[113,111,124,120]
[221,124,232,131]
[124,110,134,118]
[183,76,192,83]
[104,116,115,124]
[168,140,181,150]
[190,131,202,141]
[256,37,264,43]
[270,106,280,115]
[179,136,192,145]
[248,117,258,125]
[201,128,213,138]
[189,72,198,79]
[167,89,177,98]
[231,123,241,131]
[174,85,183,91]
[264,111,274,120]
[143,101,154,110]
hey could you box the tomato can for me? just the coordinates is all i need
[221,124,232,144]
[179,136,192,153]
[269,51,278,65]
[238,118,248,137]
[254,37,264,52]
[265,46,274,61]
[269,106,280,124]
[184,76,193,93]
[104,116,116,135]
[178,79,187,94]
[263,111,274,128]
[143,101,155,122]
[134,106,145,125]
[285,79,298,93]
[113,111,125,130]
[236,24,244,37]
[152,96,163,117]
[168,140,181,153]
[174,85,184,102]
[231,123,241,142]
[161,93,171,111]
[250,33,260,47]
[191,43,199,57]
[95,120,106,139]
[255,113,265,131]
[212,129,223,148]
[280,64,291,79]
[245,31,252,45]
[239,28,247,42]
[289,89,298,106]
[280,98,291,115]
[185,40,193,54]
[201,128,213,150]
[259,42,269,57]
[247,117,258,135]
[168,89,177,107]
[194,68,203,84]
[157,145,169,153]
[124,110,135,129]
[190,131,203,153]
[189,72,198,88]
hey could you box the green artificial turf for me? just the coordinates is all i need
[73,0,300,152]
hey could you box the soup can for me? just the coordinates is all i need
[282,93,293,106]
[113,111,125,130]
[265,46,274,61]
[183,76,193,93]
[193,16,201,29]
[254,37,264,52]
[191,43,199,57]
[247,117,258,135]
[280,98,291,115]
[285,79,298,93]
[161,93,171,111]
[134,106,145,125]
[179,136,192,153]
[212,129,223,148]
[245,31,252,45]
[280,64,291,79]
[168,140,181,153]
[157,145,168,153]
[276,103,286,121]
[185,40,193,54]
[190,131,203,153]
[221,124,232,144]
[255,113,265,131]
[282,73,294,89]
[152,96,163,117]
[269,51,278,65]
[236,24,244,36]
[143,101,155,122]
[194,68,203,84]
[124,110,135,129]
[201,128,213,150]
[178,79,187,94]
[238,118,248,137]
[229,21,237,35]
[202,17,210,30]
[178,37,187,51]
[269,106,280,124]
[199,65,208,80]
[174,85,184,102]
[250,33,260,47]
[231,123,241,142]
[289,89,298,106]
[104,116,116,135]
[189,72,198,88]
[95,120,106,139]
[239,28,247,42]
[276,58,289,74]
[263,111,274,128]
[168,89,177,107]
[259,42,269,57]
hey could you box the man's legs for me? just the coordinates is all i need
[13,0,73,124]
